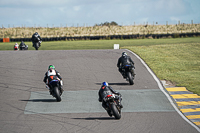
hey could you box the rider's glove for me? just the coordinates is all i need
[60,80,63,86]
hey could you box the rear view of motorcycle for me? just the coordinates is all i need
[19,41,28,50]
[20,45,28,50]
[103,94,122,119]
[46,79,63,102]
[122,65,135,85]
[33,41,41,50]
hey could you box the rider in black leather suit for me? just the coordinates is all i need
[117,52,135,78]
[98,82,123,116]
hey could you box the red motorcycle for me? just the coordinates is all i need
[104,94,122,119]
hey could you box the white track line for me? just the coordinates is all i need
[126,49,200,132]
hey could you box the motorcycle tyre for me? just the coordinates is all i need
[34,43,39,50]
[53,87,61,102]
[127,72,134,85]
[111,104,121,119]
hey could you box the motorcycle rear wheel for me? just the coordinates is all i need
[111,104,121,119]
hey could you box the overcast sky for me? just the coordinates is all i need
[0,0,200,27]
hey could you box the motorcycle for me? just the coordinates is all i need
[33,40,42,50]
[14,45,19,51]
[47,79,62,102]
[121,64,135,85]
[103,94,122,119]
[20,45,28,50]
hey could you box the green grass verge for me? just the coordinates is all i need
[122,42,200,95]
[0,37,200,95]
[1,37,200,50]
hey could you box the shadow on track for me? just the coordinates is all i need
[96,82,129,86]
[21,99,57,102]
[72,117,116,120]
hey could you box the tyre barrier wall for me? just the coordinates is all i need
[2,32,200,42]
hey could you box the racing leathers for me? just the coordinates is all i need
[31,33,42,47]
[14,43,19,50]
[98,85,122,111]
[43,69,63,94]
[19,41,26,50]
[117,55,135,78]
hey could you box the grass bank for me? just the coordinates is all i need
[122,42,200,95]
[1,37,200,50]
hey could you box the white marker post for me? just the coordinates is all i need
[114,44,119,49]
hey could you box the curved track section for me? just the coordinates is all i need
[0,50,198,133]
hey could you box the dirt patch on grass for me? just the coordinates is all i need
[161,80,176,88]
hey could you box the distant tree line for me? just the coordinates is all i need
[94,21,118,26]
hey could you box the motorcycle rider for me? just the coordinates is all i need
[31,32,42,47]
[14,43,19,50]
[117,52,135,78]
[43,65,63,94]
[98,82,123,116]
[19,41,26,50]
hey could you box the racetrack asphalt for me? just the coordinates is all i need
[0,49,199,133]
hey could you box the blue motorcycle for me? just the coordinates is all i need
[48,79,62,102]
[121,64,135,85]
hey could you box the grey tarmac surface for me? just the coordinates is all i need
[0,49,199,133]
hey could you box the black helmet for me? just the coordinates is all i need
[122,52,127,57]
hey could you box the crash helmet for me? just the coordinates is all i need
[35,32,38,35]
[101,82,108,87]
[48,65,55,70]
[122,52,127,57]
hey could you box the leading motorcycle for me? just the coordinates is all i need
[46,79,62,102]
[121,64,135,85]
[103,94,122,119]
[33,41,41,50]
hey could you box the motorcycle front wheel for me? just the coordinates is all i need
[127,72,134,85]
[53,86,61,102]
[34,43,39,50]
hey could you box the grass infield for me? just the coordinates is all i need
[1,37,200,95]
[122,39,200,95]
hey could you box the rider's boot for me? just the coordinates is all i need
[106,109,112,117]
[119,103,123,108]
[46,85,52,95]
[60,80,64,93]
[60,86,64,94]
[121,72,126,78]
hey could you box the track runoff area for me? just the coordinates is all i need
[0,49,199,133]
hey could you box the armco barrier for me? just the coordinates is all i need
[1,33,200,42]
